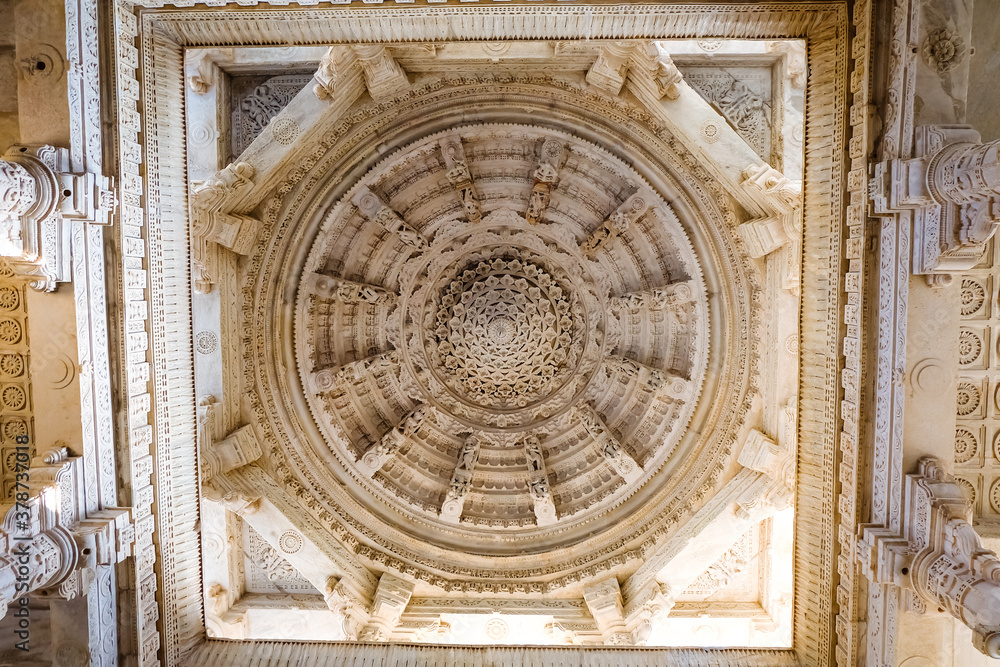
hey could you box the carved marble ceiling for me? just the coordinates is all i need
[191,37,803,647]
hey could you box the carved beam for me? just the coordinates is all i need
[358,405,428,477]
[583,577,633,645]
[522,435,557,527]
[440,135,482,224]
[440,433,482,524]
[353,185,428,251]
[358,573,414,642]
[580,191,651,258]
[579,407,643,483]
[310,350,399,395]
[0,145,114,291]
[872,125,1000,275]
[859,457,1000,657]
[524,138,564,225]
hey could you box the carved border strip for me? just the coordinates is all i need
[119,3,850,665]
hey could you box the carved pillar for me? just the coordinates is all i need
[522,435,557,527]
[440,434,482,524]
[735,429,793,520]
[200,424,263,483]
[583,577,633,645]
[358,573,414,642]
[359,406,427,478]
[859,458,1000,657]
[0,146,113,291]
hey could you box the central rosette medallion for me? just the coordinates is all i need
[393,212,605,430]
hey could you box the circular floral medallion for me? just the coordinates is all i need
[956,380,981,416]
[958,329,982,365]
[961,278,986,317]
[955,426,978,464]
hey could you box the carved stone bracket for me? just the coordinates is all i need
[736,429,794,520]
[609,281,696,314]
[200,424,263,483]
[358,573,414,642]
[313,46,354,100]
[440,433,482,523]
[0,448,133,618]
[0,145,115,291]
[580,191,651,258]
[522,435,557,527]
[359,406,427,478]
[189,162,261,293]
[622,580,673,645]
[586,41,683,101]
[353,45,410,101]
[440,135,482,224]
[583,577,634,645]
[871,125,1000,275]
[353,186,428,251]
[311,350,399,396]
[324,576,368,640]
[858,457,1000,657]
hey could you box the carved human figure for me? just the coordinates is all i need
[445,475,470,503]
[456,434,479,471]
[524,436,544,473]
[525,163,558,225]
[530,476,549,501]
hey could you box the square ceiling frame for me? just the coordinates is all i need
[104,2,855,665]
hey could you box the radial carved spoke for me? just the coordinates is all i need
[310,350,399,395]
[357,404,428,478]
[609,280,696,315]
[580,191,651,258]
[352,185,428,251]
[604,354,690,401]
[440,433,482,523]
[302,272,397,306]
[579,406,643,483]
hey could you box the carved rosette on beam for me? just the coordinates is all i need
[0,145,114,291]
[873,125,1000,276]
[440,434,482,523]
[859,458,1000,657]
[189,162,261,293]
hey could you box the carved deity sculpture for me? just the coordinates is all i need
[524,435,544,473]
[0,160,35,228]
[525,163,559,225]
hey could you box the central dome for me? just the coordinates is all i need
[289,123,717,552]
[395,218,605,429]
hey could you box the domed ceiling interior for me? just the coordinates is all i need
[192,38,803,647]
